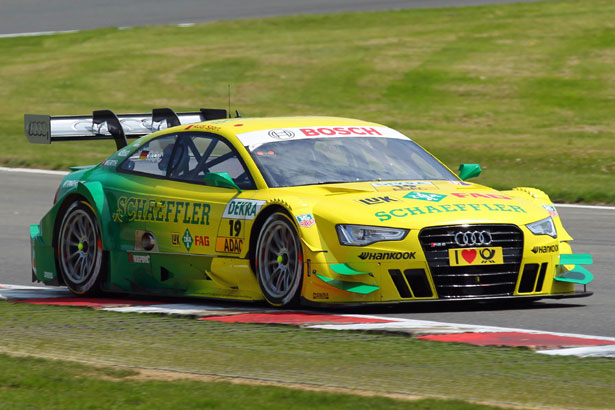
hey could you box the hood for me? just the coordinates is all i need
[302,180,551,229]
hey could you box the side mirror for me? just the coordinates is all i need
[204,172,242,192]
[458,164,481,181]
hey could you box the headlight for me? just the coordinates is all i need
[336,224,409,246]
[526,217,557,238]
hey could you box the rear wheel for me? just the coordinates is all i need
[255,213,303,307]
[57,201,104,295]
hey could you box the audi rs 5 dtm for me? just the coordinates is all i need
[24,108,593,306]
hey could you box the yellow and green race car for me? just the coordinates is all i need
[25,108,593,307]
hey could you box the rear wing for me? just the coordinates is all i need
[24,107,227,150]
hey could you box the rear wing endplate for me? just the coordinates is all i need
[24,107,227,150]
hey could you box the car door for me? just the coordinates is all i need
[99,133,178,292]
[116,131,257,295]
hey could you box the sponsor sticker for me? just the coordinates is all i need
[268,129,295,140]
[312,292,329,300]
[171,232,180,246]
[357,196,398,206]
[542,204,558,218]
[375,203,527,221]
[140,151,163,162]
[182,228,193,252]
[43,271,54,279]
[184,124,221,132]
[298,127,383,137]
[532,244,559,254]
[391,185,435,192]
[117,149,130,157]
[113,197,210,225]
[403,192,447,202]
[215,237,243,254]
[296,214,315,228]
[103,159,118,167]
[194,235,210,247]
[450,192,512,200]
[62,180,82,188]
[372,181,437,192]
[372,181,434,188]
[449,247,503,266]
[358,252,415,260]
[237,126,409,146]
[222,199,265,220]
[448,180,472,186]
[128,253,150,264]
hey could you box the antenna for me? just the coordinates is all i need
[227,84,231,118]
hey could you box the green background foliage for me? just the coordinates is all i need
[1,0,613,203]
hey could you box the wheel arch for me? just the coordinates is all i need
[52,181,113,251]
[247,204,297,273]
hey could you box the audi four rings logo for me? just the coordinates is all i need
[27,121,47,137]
[454,231,493,247]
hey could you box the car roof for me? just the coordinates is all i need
[137,115,402,150]
[201,116,384,134]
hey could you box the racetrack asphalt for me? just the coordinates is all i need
[1,168,614,338]
[1,0,551,36]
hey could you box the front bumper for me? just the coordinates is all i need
[300,236,594,306]
[301,289,593,308]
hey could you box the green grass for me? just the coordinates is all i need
[1,302,614,409]
[0,0,613,203]
[0,354,510,410]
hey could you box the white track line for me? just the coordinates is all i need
[314,317,615,342]
[0,167,69,176]
[554,203,615,211]
[0,30,78,38]
[537,345,615,357]
[0,23,194,39]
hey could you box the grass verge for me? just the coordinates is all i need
[1,301,614,409]
[0,353,514,410]
[0,0,613,203]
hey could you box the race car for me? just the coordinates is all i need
[25,108,594,307]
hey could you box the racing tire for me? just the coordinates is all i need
[57,201,104,295]
[255,213,304,307]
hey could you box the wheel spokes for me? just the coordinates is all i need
[257,218,301,300]
[272,228,285,252]
[59,207,100,286]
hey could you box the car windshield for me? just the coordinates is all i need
[248,137,457,187]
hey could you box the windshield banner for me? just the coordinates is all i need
[238,126,409,146]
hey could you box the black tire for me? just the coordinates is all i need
[57,201,104,295]
[254,213,304,307]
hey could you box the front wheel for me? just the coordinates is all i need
[255,213,304,307]
[57,201,104,295]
